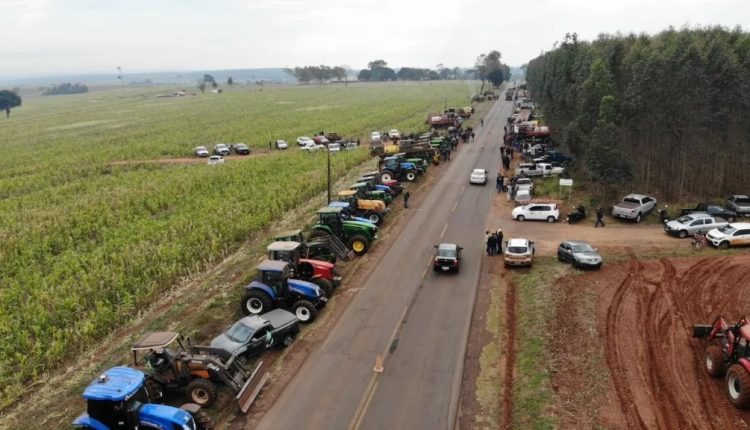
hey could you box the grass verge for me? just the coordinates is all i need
[512,258,566,429]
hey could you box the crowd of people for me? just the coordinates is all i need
[485,229,505,256]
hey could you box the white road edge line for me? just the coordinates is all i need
[440,223,448,238]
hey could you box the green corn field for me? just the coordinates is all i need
[0,81,478,408]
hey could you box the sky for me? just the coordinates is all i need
[1,0,747,79]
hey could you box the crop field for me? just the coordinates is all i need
[0,81,478,408]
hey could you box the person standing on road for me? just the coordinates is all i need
[481,118,484,127]
[269,141,272,150]
[403,190,410,209]
[595,207,605,227]
[496,229,504,254]
[487,233,497,256]
[496,173,503,192]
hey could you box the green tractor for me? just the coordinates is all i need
[350,182,392,205]
[309,207,378,255]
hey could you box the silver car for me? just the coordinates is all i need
[665,213,728,238]
[557,240,603,269]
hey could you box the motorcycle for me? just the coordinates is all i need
[566,205,587,224]
[692,233,707,250]
[659,206,670,224]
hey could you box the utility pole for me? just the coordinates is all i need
[326,148,332,204]
[117,66,124,90]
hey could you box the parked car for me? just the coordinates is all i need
[233,143,251,155]
[388,129,400,139]
[469,168,488,185]
[557,241,603,269]
[707,222,750,249]
[612,193,657,223]
[680,203,737,222]
[297,136,314,146]
[512,203,559,222]
[194,146,209,157]
[208,155,224,165]
[301,142,324,152]
[727,195,750,217]
[371,131,382,143]
[665,213,729,238]
[313,135,329,145]
[515,177,534,192]
[327,143,341,152]
[214,143,230,156]
[536,162,565,176]
[433,243,463,273]
[275,140,289,150]
[514,189,532,204]
[504,238,534,268]
[210,309,300,358]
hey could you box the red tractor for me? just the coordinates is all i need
[266,241,341,297]
[694,316,750,408]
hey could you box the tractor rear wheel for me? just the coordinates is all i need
[727,364,750,408]
[241,290,273,316]
[380,170,395,182]
[191,409,215,430]
[349,235,370,255]
[705,345,727,377]
[186,379,218,408]
[293,300,318,323]
[312,278,334,298]
[307,229,331,241]
[405,171,417,181]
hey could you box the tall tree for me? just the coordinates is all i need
[0,90,22,118]
[368,59,387,69]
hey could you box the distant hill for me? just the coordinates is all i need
[0,68,297,88]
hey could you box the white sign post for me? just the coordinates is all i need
[559,178,573,200]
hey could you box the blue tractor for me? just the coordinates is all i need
[379,154,421,182]
[241,260,327,323]
[72,366,213,430]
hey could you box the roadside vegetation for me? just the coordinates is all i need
[526,27,750,200]
[0,81,476,409]
[512,260,566,429]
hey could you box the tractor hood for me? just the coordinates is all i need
[357,199,386,213]
[288,279,323,298]
[401,162,417,169]
[343,219,378,231]
[300,258,334,271]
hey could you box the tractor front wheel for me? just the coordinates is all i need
[368,212,383,225]
[727,364,750,408]
[241,290,273,316]
[293,300,318,323]
[186,379,218,408]
[349,235,370,255]
[312,278,334,298]
[705,345,727,377]
[405,171,417,181]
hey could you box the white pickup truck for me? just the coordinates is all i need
[514,163,564,177]
[727,195,750,217]
[612,193,657,223]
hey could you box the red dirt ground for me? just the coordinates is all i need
[553,253,750,429]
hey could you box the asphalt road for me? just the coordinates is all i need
[255,97,513,430]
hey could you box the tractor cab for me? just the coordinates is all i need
[257,260,291,296]
[267,241,302,266]
[274,229,305,243]
[131,331,185,374]
[317,207,345,237]
[351,182,389,204]
[337,189,358,206]
[72,367,201,430]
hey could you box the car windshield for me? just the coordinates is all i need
[225,321,254,343]
[436,247,456,258]
[507,246,528,254]
[572,244,595,253]
[719,225,737,234]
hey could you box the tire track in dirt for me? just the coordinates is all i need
[604,258,650,429]
[501,274,517,430]
[601,254,750,429]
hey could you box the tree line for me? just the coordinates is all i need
[42,82,89,95]
[526,27,750,200]
[283,65,348,83]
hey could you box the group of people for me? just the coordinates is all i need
[485,229,505,256]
